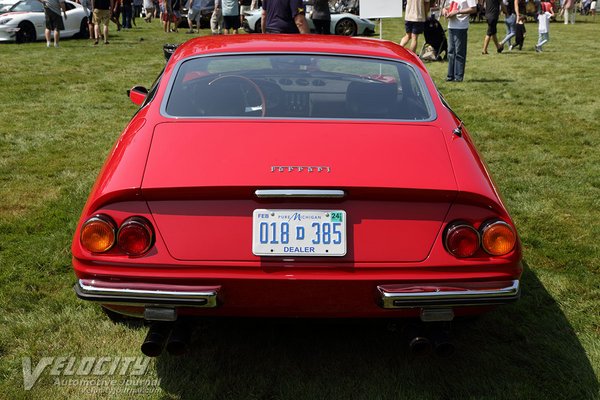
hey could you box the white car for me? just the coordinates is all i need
[243,8,375,36]
[0,0,88,43]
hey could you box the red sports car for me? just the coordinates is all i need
[72,34,522,357]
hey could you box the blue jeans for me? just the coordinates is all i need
[536,32,549,47]
[447,28,468,81]
[500,13,516,45]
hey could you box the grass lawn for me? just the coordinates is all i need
[0,15,598,400]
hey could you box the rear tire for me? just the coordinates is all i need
[334,18,357,36]
[16,21,36,43]
[76,18,89,38]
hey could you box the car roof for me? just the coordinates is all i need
[169,34,426,72]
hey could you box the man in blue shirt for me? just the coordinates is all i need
[261,0,309,33]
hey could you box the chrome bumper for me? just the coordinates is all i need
[378,280,520,309]
[74,279,219,308]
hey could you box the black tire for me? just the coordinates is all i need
[16,21,36,43]
[254,19,261,33]
[76,18,88,38]
[334,18,357,36]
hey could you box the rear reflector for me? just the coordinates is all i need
[117,216,154,256]
[444,223,480,258]
[80,215,116,253]
[481,221,516,256]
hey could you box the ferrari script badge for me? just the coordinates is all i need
[271,166,331,173]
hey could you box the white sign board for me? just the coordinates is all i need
[360,0,403,18]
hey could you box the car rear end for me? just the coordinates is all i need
[72,37,522,326]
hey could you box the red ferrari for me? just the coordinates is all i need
[72,35,522,357]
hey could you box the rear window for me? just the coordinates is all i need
[164,54,433,120]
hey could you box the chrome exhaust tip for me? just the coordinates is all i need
[166,322,192,356]
[431,328,455,358]
[408,336,433,357]
[141,323,172,357]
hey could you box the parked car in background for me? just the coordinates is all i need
[73,34,522,358]
[0,0,19,14]
[0,0,88,43]
[243,8,375,36]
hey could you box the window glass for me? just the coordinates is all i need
[165,54,432,120]
[12,0,45,12]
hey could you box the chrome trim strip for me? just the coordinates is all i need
[378,280,520,309]
[75,280,218,308]
[255,189,345,198]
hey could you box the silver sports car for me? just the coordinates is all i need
[243,8,375,36]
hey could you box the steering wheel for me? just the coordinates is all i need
[208,75,267,117]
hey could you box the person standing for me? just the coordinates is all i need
[239,0,251,26]
[132,0,143,25]
[41,0,67,47]
[122,0,133,28]
[221,0,240,33]
[310,0,331,34]
[399,0,430,52]
[513,14,526,50]
[211,0,223,34]
[143,0,154,21]
[562,0,576,23]
[110,0,122,31]
[92,0,113,44]
[481,0,504,54]
[261,0,309,33]
[535,1,554,51]
[186,0,202,32]
[78,0,95,39]
[443,0,477,82]
[498,0,518,50]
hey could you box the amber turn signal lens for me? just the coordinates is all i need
[117,217,154,256]
[444,223,480,258]
[80,215,116,253]
[481,221,516,256]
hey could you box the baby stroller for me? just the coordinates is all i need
[419,16,448,61]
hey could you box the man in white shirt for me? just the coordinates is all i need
[442,0,477,82]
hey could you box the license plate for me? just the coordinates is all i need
[252,209,347,256]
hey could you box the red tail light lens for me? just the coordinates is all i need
[444,223,480,258]
[481,220,516,256]
[80,215,116,253]
[117,217,154,256]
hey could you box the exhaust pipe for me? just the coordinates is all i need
[402,322,432,357]
[431,328,455,358]
[141,323,172,357]
[166,322,193,356]
[408,336,433,356]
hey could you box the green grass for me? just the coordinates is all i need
[0,16,599,399]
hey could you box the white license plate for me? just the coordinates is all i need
[252,209,347,256]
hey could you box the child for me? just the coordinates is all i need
[514,15,526,50]
[535,2,554,52]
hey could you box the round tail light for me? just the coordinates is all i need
[444,223,480,258]
[80,215,116,253]
[481,221,516,256]
[117,217,154,256]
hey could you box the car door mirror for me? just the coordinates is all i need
[128,86,149,106]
